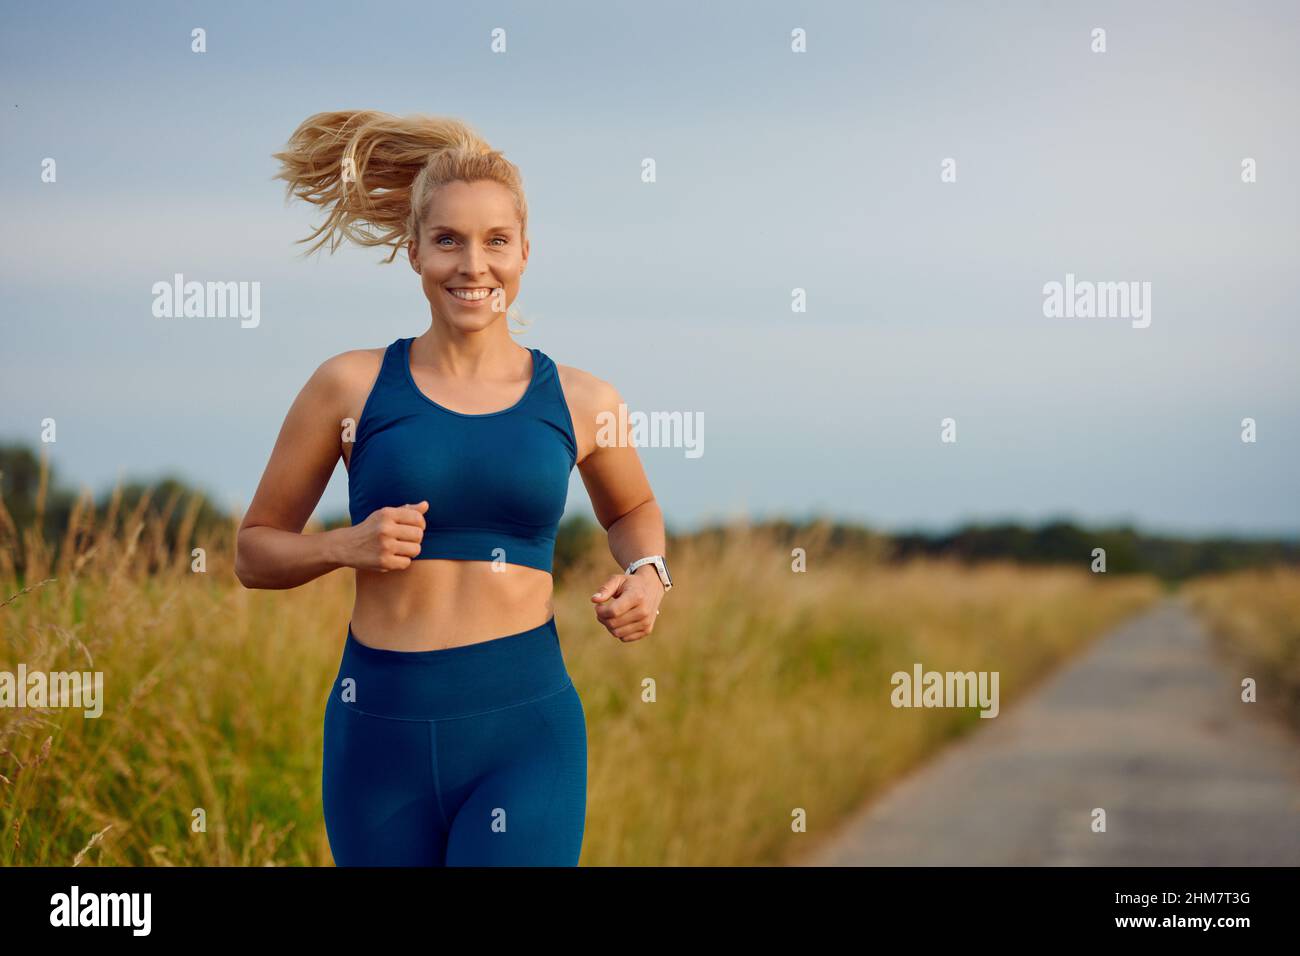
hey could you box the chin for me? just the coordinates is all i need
[446,314,501,333]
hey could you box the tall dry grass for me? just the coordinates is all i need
[1181,566,1300,731]
[0,460,1163,865]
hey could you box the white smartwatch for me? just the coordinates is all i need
[625,554,672,591]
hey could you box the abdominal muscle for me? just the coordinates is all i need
[349,560,556,652]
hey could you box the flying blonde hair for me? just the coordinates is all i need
[271,109,531,328]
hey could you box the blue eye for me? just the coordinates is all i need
[434,235,507,246]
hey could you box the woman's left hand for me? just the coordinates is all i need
[590,571,664,643]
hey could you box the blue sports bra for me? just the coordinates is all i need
[347,336,577,573]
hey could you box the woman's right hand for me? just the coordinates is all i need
[343,501,428,571]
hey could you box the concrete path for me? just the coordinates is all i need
[803,595,1300,865]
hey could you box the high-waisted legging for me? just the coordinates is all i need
[322,615,586,866]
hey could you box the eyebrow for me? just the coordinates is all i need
[426,224,517,235]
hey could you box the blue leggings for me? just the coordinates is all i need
[322,615,587,866]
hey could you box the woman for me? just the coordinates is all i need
[234,110,672,866]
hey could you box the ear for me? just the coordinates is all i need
[407,238,420,273]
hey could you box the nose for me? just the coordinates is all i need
[458,244,488,278]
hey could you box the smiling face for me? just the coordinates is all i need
[407,179,529,334]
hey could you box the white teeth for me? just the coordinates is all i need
[450,288,493,300]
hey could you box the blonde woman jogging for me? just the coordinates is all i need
[235,111,671,866]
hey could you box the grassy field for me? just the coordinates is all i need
[0,487,1164,866]
[1181,566,1300,734]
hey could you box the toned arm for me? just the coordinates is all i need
[233,351,370,589]
[563,368,667,576]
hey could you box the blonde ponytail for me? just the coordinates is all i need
[271,110,529,265]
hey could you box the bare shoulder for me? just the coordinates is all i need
[304,347,388,465]
[555,362,623,465]
[309,346,386,403]
[305,348,382,444]
[556,362,621,412]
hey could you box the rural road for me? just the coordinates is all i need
[802,595,1300,865]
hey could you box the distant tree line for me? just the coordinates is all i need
[2,442,1295,586]
[887,520,1300,583]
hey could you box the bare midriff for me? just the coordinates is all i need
[349,561,556,652]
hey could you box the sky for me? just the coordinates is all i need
[2,0,1297,539]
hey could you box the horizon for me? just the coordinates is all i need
[5,440,1298,546]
